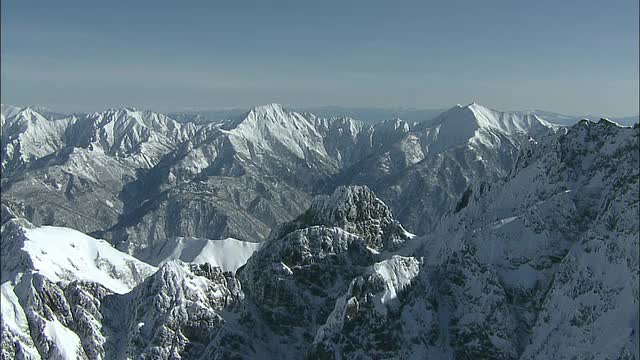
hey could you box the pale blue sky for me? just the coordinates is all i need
[1,0,638,116]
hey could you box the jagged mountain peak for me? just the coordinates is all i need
[310,185,386,215]
[223,103,297,128]
[1,105,67,124]
[446,102,491,111]
[4,106,49,124]
[377,117,412,131]
[74,107,196,159]
[272,185,412,250]
[574,117,627,128]
[598,117,623,126]
[240,103,304,126]
[222,102,331,163]
[89,107,166,122]
[308,186,394,227]
[1,106,72,173]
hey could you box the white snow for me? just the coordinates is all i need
[145,237,261,273]
[468,103,550,135]
[1,107,71,168]
[227,103,330,161]
[43,318,82,359]
[489,216,519,230]
[1,282,33,347]
[425,103,551,154]
[370,256,420,314]
[22,226,157,294]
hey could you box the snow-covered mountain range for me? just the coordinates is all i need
[166,106,639,127]
[1,102,638,359]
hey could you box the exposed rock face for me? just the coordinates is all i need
[210,186,411,359]
[117,262,241,359]
[271,185,412,251]
[309,250,518,359]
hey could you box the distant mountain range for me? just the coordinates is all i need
[4,104,637,126]
[167,106,639,126]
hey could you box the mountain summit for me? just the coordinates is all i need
[272,185,413,250]
[429,102,550,136]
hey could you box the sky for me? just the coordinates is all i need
[1,0,638,116]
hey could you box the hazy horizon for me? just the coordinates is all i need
[2,1,638,116]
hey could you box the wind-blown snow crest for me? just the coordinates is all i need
[140,236,261,273]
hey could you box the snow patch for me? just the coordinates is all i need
[371,256,420,314]
[1,282,32,344]
[143,237,261,273]
[43,318,82,359]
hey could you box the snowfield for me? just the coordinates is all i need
[22,226,157,294]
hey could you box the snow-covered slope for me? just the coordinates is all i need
[21,226,155,293]
[418,103,551,154]
[1,106,197,175]
[225,103,331,162]
[0,211,155,359]
[0,208,157,293]
[1,104,24,120]
[1,107,72,173]
[68,107,198,168]
[138,236,261,272]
